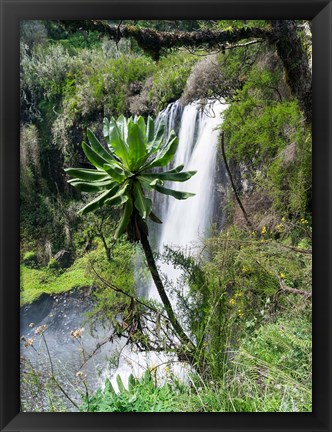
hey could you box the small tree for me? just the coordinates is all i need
[65,115,196,352]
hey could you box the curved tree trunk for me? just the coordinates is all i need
[220,131,254,231]
[139,228,195,353]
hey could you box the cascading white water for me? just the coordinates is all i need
[148,99,228,301]
[107,99,228,390]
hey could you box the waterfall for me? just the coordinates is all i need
[108,99,228,390]
[148,99,228,301]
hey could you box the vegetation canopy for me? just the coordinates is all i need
[65,115,196,242]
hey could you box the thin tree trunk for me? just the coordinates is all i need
[98,233,111,261]
[276,274,312,299]
[220,131,254,231]
[139,230,195,352]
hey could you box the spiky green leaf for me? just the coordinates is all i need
[107,119,130,167]
[103,182,131,206]
[146,116,155,143]
[116,375,126,393]
[141,169,196,183]
[69,179,115,193]
[103,163,126,183]
[152,184,195,200]
[145,131,178,169]
[135,116,147,140]
[127,120,146,170]
[146,118,165,155]
[82,142,110,171]
[127,374,137,391]
[115,115,128,142]
[149,211,162,224]
[87,129,115,164]
[114,197,133,239]
[104,193,128,208]
[78,185,120,215]
[64,168,109,182]
[133,182,152,219]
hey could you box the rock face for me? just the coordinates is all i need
[53,250,72,269]
[280,142,297,165]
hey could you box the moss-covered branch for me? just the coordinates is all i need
[60,20,311,123]
[60,20,271,61]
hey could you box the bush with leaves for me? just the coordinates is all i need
[81,371,185,412]
[221,53,311,217]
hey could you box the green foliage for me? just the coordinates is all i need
[85,239,136,326]
[20,194,75,261]
[59,53,156,121]
[65,116,196,240]
[216,20,269,31]
[47,257,60,272]
[51,31,102,52]
[117,20,201,32]
[22,251,38,268]
[20,257,91,306]
[81,371,185,412]
[222,56,311,216]
[224,100,303,162]
[21,21,48,50]
[81,310,311,413]
[182,226,311,380]
[220,313,312,412]
[147,52,198,111]
[20,237,136,307]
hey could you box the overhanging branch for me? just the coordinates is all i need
[60,20,272,61]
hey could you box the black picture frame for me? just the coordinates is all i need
[1,1,331,431]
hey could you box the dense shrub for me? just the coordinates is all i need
[22,251,38,268]
[147,51,198,112]
[81,371,185,412]
[221,54,311,216]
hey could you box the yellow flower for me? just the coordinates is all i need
[238,309,244,317]
[281,217,285,221]
[280,273,286,279]
[261,226,267,235]
[229,298,236,305]
[275,223,284,232]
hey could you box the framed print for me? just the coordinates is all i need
[0,0,331,431]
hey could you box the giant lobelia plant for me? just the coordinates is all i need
[65,115,196,351]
